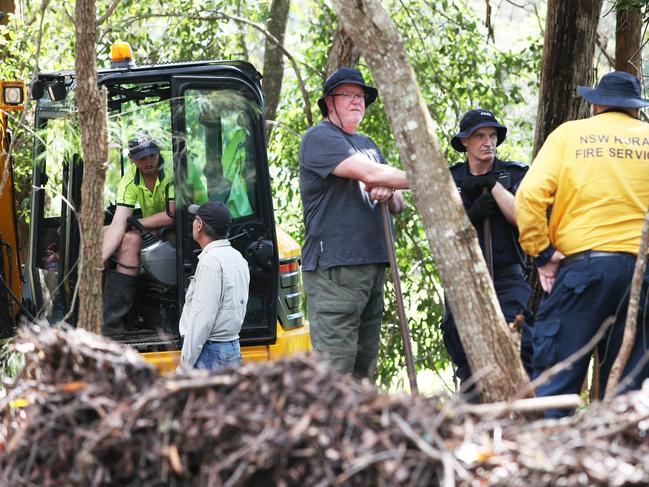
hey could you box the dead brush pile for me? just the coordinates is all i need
[1,326,649,486]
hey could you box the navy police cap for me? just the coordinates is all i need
[451,108,507,152]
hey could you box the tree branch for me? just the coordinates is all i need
[515,316,615,400]
[485,0,494,41]
[605,203,649,397]
[0,0,48,197]
[96,0,122,26]
[63,3,74,24]
[201,11,314,126]
[596,33,615,67]
[457,394,583,416]
[114,10,315,126]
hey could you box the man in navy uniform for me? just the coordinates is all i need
[442,109,532,398]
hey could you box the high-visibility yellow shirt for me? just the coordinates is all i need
[117,163,175,218]
[516,111,649,257]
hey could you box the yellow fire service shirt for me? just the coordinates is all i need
[516,111,649,258]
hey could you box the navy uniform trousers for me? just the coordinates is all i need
[441,267,533,385]
[534,251,649,418]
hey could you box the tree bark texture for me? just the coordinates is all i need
[0,0,14,25]
[532,0,604,157]
[75,0,108,333]
[615,7,642,77]
[262,0,291,141]
[331,0,529,403]
[0,0,14,62]
[325,23,361,77]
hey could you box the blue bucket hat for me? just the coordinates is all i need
[451,108,507,152]
[128,135,160,160]
[317,67,378,116]
[577,71,649,109]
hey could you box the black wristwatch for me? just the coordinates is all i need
[534,244,556,268]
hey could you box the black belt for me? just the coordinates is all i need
[493,263,522,279]
[561,250,634,267]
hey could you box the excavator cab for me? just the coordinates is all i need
[25,52,308,367]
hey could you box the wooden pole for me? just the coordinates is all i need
[381,202,418,395]
[482,188,493,277]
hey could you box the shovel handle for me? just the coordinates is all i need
[482,187,493,278]
[381,202,418,395]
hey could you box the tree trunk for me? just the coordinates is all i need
[75,0,108,333]
[532,0,603,157]
[331,0,529,403]
[0,0,14,25]
[615,6,642,77]
[262,0,291,141]
[527,0,603,314]
[325,23,360,77]
[0,0,14,60]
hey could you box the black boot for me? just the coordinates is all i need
[102,269,138,336]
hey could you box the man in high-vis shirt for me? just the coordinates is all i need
[102,135,175,334]
[515,71,649,417]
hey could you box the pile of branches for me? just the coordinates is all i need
[447,387,649,486]
[1,326,649,486]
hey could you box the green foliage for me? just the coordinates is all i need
[0,2,78,221]
[0,339,24,387]
[609,0,649,26]
[1,0,274,219]
[612,0,647,11]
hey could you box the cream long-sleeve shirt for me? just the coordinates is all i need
[179,239,250,368]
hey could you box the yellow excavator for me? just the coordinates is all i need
[0,80,26,337]
[4,44,310,372]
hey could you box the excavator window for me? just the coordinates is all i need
[177,88,257,220]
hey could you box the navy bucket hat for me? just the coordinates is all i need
[451,109,507,152]
[317,67,378,116]
[577,71,649,109]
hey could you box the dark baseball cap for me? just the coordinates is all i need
[317,67,378,116]
[128,135,160,160]
[577,71,649,109]
[188,201,232,235]
[451,109,507,152]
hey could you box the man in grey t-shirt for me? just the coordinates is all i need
[299,68,408,379]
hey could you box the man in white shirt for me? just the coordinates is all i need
[178,201,250,370]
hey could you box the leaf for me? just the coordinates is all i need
[8,398,30,409]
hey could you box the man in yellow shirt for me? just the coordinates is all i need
[516,71,649,417]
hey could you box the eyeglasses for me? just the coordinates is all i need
[331,92,368,103]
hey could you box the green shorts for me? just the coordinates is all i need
[303,264,386,379]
